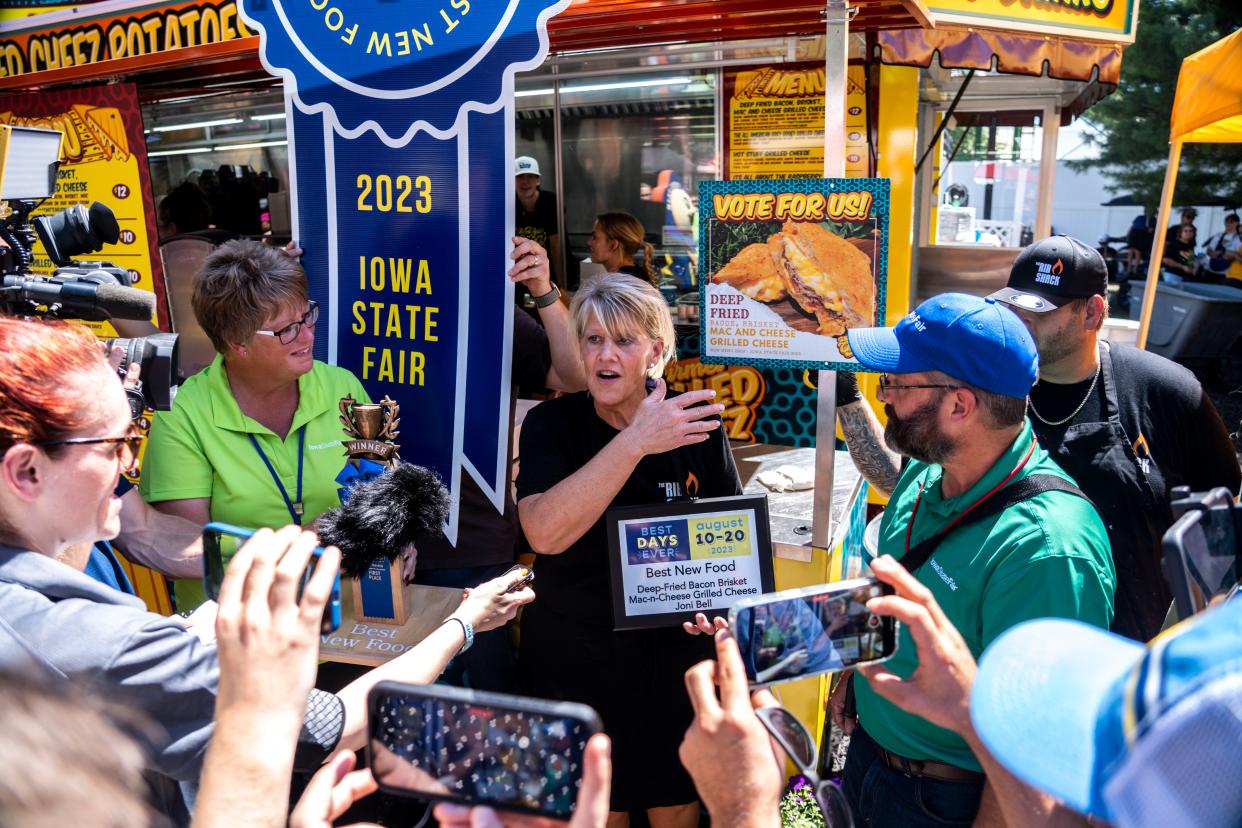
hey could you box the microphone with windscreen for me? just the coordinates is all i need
[1,273,155,321]
[316,463,451,578]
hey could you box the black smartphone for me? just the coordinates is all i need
[1162,502,1240,618]
[729,577,898,686]
[367,681,602,819]
[201,522,342,634]
[645,377,658,393]
[501,562,535,593]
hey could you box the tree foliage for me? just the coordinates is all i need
[1066,0,1242,212]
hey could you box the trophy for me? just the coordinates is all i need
[338,394,408,624]
[339,395,401,468]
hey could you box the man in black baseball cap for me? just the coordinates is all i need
[989,235,1239,642]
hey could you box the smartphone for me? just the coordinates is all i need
[729,577,897,686]
[1162,504,1240,618]
[367,681,602,819]
[645,377,658,393]
[501,563,535,593]
[201,522,342,634]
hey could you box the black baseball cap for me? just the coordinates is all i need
[989,235,1108,314]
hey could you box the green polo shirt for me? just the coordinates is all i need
[139,354,370,609]
[855,419,1114,772]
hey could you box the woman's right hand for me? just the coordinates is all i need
[450,569,536,633]
[622,380,723,457]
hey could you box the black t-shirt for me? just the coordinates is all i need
[1163,238,1197,272]
[516,391,743,624]
[1029,344,1241,505]
[415,307,553,570]
[616,263,654,285]
[515,190,558,251]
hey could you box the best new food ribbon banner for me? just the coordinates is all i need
[699,178,889,372]
[239,0,569,543]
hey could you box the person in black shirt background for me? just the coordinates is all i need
[587,211,657,286]
[514,156,561,289]
[516,274,738,827]
[1162,223,1201,284]
[990,235,1240,642]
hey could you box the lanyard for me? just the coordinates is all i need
[248,426,306,525]
[904,438,1037,555]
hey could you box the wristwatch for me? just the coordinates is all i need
[531,283,561,308]
[444,616,474,653]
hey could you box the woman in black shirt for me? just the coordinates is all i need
[587,211,657,285]
[517,275,740,826]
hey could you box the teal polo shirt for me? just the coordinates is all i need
[140,354,370,609]
[855,419,1115,772]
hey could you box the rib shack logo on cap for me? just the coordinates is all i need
[1034,258,1064,286]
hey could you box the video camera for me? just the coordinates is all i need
[0,125,179,414]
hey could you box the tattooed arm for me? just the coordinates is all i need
[837,400,902,499]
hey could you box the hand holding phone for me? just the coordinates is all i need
[729,577,897,686]
[367,682,603,820]
[202,522,342,634]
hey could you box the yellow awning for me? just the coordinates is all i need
[1169,27,1242,143]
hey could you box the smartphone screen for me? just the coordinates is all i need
[367,682,602,819]
[729,578,897,685]
[201,522,342,633]
[1163,509,1240,617]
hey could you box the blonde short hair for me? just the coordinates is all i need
[569,274,675,378]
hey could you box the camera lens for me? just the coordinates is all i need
[106,332,182,413]
[32,202,121,267]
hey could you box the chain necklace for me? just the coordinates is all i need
[1028,363,1101,427]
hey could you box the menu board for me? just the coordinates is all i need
[724,62,870,180]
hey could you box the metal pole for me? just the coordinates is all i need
[811,0,850,551]
[552,65,566,289]
[1137,139,1182,349]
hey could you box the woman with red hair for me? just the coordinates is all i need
[0,317,532,794]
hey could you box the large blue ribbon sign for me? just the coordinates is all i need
[239,0,568,543]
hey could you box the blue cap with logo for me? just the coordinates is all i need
[970,599,1242,828]
[845,292,1038,399]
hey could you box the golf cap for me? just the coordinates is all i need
[846,292,1038,399]
[971,599,1242,828]
[989,235,1108,313]
[514,156,541,177]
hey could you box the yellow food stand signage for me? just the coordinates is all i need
[924,0,1137,42]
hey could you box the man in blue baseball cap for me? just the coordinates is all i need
[829,293,1116,828]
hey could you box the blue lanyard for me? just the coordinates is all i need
[248,426,306,525]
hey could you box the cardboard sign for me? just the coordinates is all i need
[698,178,889,372]
[607,495,775,631]
[239,0,569,545]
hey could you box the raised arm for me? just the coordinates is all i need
[112,489,203,579]
[510,236,586,392]
[835,372,902,498]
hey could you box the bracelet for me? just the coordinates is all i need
[442,616,474,654]
[531,283,561,308]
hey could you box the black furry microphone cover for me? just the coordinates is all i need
[316,464,450,578]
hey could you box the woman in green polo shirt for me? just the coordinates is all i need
[140,239,372,610]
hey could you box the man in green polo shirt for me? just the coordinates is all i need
[832,293,1114,827]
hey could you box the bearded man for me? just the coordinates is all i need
[831,292,1115,828]
[989,236,1240,643]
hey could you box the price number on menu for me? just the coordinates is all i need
[694,529,746,545]
[356,174,432,214]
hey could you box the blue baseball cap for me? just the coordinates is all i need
[971,599,1242,827]
[845,293,1038,398]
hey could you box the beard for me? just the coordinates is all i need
[1034,311,1087,367]
[884,395,955,465]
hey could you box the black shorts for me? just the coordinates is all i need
[518,602,714,812]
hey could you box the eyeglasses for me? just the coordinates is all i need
[877,374,960,393]
[754,705,854,828]
[36,426,144,474]
[254,301,318,345]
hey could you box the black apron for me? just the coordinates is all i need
[1032,342,1170,642]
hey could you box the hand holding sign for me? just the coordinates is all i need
[622,383,723,456]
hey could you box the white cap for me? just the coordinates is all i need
[514,156,541,177]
